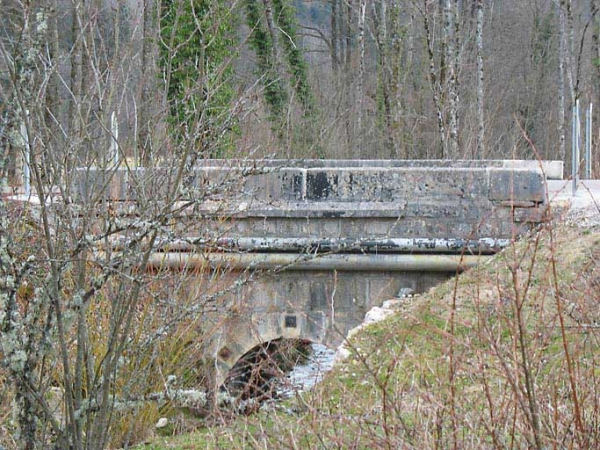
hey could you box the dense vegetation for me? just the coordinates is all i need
[2,1,599,164]
[2,0,600,448]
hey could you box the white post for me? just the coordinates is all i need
[19,118,30,197]
[111,111,119,166]
[586,103,593,179]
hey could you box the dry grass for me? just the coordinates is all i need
[5,202,600,449]
[137,221,600,449]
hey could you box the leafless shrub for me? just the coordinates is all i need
[0,2,255,448]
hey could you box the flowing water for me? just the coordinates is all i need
[274,343,336,398]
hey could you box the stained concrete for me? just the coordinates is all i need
[202,270,451,387]
[71,159,561,388]
[74,161,556,240]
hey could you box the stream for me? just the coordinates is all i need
[274,343,336,398]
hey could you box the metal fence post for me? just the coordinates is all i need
[573,100,580,195]
[585,103,593,179]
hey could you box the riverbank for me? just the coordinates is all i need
[137,200,600,449]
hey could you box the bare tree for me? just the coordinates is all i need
[594,0,600,162]
[476,0,485,158]
[356,0,367,156]
[557,0,567,161]
[443,0,460,157]
[0,1,249,448]
[562,0,578,103]
[138,0,157,166]
[330,0,340,71]
[421,0,447,157]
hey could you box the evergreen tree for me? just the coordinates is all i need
[244,0,317,152]
[244,0,288,122]
[272,0,314,114]
[159,0,236,157]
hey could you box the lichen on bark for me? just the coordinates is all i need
[0,6,52,449]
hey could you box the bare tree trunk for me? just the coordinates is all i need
[562,0,577,104]
[444,0,459,158]
[372,0,396,157]
[139,0,155,166]
[263,0,282,68]
[405,11,414,75]
[423,1,447,158]
[345,0,352,70]
[593,0,600,162]
[46,0,61,142]
[356,0,366,157]
[331,0,339,71]
[69,0,82,143]
[476,0,485,158]
[391,1,406,157]
[557,0,567,161]
[403,10,415,157]
[342,0,354,156]
[105,0,121,164]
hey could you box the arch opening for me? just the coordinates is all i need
[222,338,333,401]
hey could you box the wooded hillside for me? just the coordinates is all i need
[1,0,597,167]
[0,1,598,449]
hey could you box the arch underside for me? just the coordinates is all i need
[208,311,329,387]
[201,270,450,389]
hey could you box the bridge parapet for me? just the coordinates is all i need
[73,160,559,240]
[197,158,563,177]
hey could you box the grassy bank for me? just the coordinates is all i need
[139,220,600,449]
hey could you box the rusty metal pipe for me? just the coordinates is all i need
[145,252,489,272]
[158,237,510,254]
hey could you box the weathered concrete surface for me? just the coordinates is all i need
[198,159,564,180]
[71,159,561,389]
[75,165,550,204]
[202,270,451,387]
[73,160,558,240]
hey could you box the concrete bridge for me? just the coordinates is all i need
[74,159,562,388]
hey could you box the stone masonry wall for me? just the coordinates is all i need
[73,160,559,240]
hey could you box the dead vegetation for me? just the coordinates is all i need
[139,219,600,449]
